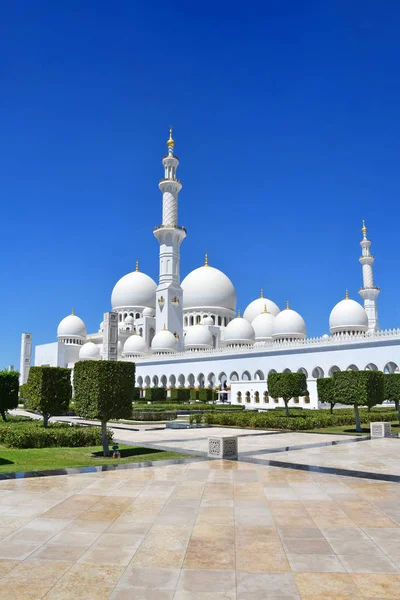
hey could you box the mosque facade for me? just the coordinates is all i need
[20,130,400,408]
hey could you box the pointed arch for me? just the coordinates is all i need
[230,371,239,382]
[347,364,359,371]
[384,362,399,374]
[254,370,265,380]
[297,368,308,378]
[169,374,176,387]
[365,363,378,371]
[312,366,324,379]
[328,365,340,378]
[178,374,185,388]
[242,370,251,381]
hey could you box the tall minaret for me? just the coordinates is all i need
[358,219,380,332]
[154,128,186,349]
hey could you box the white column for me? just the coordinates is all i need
[358,220,380,332]
[103,312,118,360]
[19,333,32,384]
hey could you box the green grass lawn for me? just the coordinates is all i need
[305,423,400,436]
[0,445,190,474]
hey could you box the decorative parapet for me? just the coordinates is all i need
[132,327,400,362]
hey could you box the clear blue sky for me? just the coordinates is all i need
[1,1,400,369]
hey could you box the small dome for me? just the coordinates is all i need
[329,294,368,335]
[124,333,148,356]
[201,315,214,326]
[243,294,280,323]
[151,328,178,353]
[273,304,306,340]
[184,325,213,349]
[322,333,330,339]
[143,307,153,317]
[182,264,236,312]
[79,341,100,361]
[223,315,255,345]
[251,309,275,341]
[111,270,157,310]
[99,321,104,330]
[57,313,87,339]
[124,315,135,324]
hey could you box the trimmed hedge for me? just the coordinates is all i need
[74,360,135,456]
[317,378,336,413]
[169,388,191,402]
[26,366,72,427]
[384,374,400,422]
[0,370,19,421]
[145,387,167,402]
[333,370,385,431]
[198,388,217,402]
[131,411,177,421]
[132,387,141,401]
[267,372,308,416]
[131,403,245,412]
[202,408,399,430]
[190,389,199,401]
[0,422,113,449]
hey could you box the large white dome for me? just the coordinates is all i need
[79,341,100,361]
[223,316,255,345]
[329,294,368,335]
[182,265,236,312]
[57,313,87,339]
[111,270,157,310]
[273,305,306,340]
[124,333,148,356]
[184,325,213,349]
[151,328,178,353]
[243,295,280,322]
[252,309,275,341]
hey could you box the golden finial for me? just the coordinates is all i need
[163,324,167,330]
[361,219,367,235]
[166,126,174,148]
[286,300,290,310]
[135,260,139,272]
[260,288,264,298]
[71,308,75,315]
[263,304,268,314]
[204,252,209,266]
[238,309,241,318]
[345,289,349,299]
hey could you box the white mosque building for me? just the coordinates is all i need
[20,130,400,408]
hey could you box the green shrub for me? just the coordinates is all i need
[317,378,336,413]
[0,422,113,449]
[198,388,214,402]
[169,388,191,402]
[190,389,199,401]
[74,361,135,456]
[131,411,177,421]
[333,370,384,432]
[267,372,308,416]
[26,367,72,427]
[130,403,245,413]
[384,373,400,423]
[132,387,141,401]
[0,371,19,421]
[189,413,203,425]
[144,387,167,402]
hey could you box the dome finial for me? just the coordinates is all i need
[260,288,264,298]
[204,252,209,266]
[345,289,349,299]
[71,307,75,315]
[361,218,367,238]
[166,126,174,148]
[135,260,139,272]
[163,323,167,330]
[286,300,290,310]
[238,309,241,318]
[263,304,268,314]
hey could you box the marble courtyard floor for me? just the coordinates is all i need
[1,456,400,598]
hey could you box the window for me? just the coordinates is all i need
[135,313,140,319]
[245,391,251,403]
[255,391,260,403]
[218,316,222,326]
[237,391,242,403]
[263,391,269,403]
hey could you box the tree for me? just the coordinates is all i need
[384,373,400,424]
[26,366,72,427]
[0,371,19,421]
[333,370,384,432]
[267,372,308,416]
[74,361,135,456]
[317,378,336,413]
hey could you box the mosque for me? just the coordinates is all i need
[20,130,400,408]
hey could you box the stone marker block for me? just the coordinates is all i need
[208,436,238,459]
[370,422,392,438]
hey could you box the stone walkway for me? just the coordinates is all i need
[1,459,400,598]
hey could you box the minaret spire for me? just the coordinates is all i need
[358,219,380,331]
[154,128,186,348]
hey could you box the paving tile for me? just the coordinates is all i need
[0,541,41,560]
[44,582,114,599]
[110,590,174,600]
[59,563,125,586]
[77,545,138,566]
[236,571,298,595]
[1,558,72,585]
[338,552,399,573]
[183,538,235,570]
[282,538,333,554]
[0,559,20,577]
[176,569,236,593]
[0,582,52,599]
[118,567,180,590]
[294,572,360,596]
[286,553,347,573]
[351,573,400,598]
